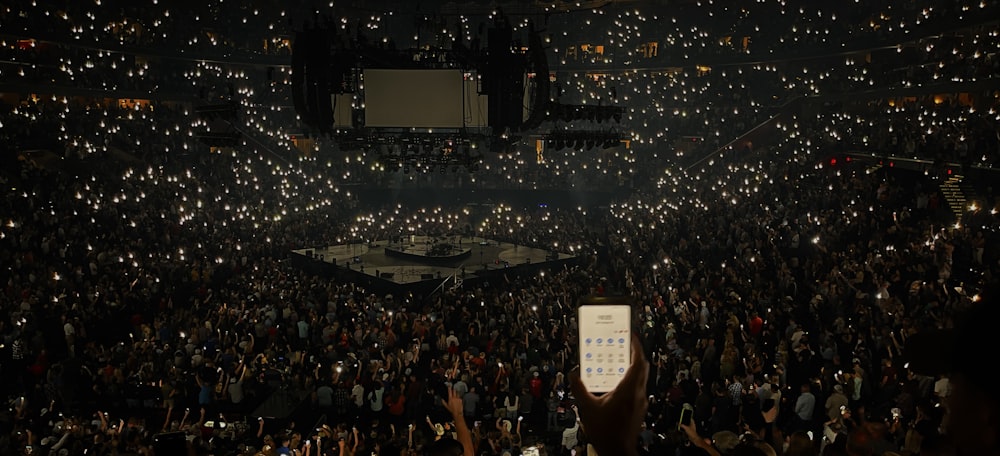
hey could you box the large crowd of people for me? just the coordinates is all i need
[2,1,1000,456]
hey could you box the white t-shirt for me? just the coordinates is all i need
[64,322,76,337]
[369,386,385,412]
[562,422,579,450]
[352,384,365,407]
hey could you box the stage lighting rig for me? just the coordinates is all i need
[291,9,548,160]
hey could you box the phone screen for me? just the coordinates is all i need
[678,403,693,429]
[578,298,632,393]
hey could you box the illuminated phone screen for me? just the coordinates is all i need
[578,299,632,393]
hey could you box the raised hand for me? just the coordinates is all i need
[569,334,649,456]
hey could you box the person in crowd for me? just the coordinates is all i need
[794,383,817,434]
[824,385,849,430]
[423,388,474,456]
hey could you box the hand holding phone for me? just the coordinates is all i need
[578,298,632,393]
[570,330,649,456]
[678,403,694,430]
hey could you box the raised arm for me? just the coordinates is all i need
[180,408,191,430]
[680,417,721,456]
[569,334,649,456]
[350,426,361,454]
[161,406,173,432]
[98,410,109,433]
[443,387,475,456]
[50,429,71,451]
[338,437,348,456]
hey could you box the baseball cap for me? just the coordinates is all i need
[712,430,740,452]
[903,283,999,394]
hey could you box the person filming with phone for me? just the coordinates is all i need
[572,331,775,456]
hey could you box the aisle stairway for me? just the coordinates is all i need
[939,174,968,222]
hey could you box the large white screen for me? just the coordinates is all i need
[363,69,464,128]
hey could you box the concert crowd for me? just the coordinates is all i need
[2,1,1000,455]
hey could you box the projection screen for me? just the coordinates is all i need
[363,69,465,128]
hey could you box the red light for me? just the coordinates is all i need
[889,162,894,167]
[845,156,852,162]
[947,169,952,175]
[830,158,837,165]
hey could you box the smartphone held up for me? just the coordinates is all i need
[578,295,632,393]
[678,403,694,430]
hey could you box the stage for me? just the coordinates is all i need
[290,235,577,290]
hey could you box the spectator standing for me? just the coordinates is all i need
[351,381,365,417]
[546,390,560,431]
[518,386,533,423]
[562,413,580,453]
[316,381,334,410]
[369,380,386,417]
[793,383,816,434]
[824,384,849,424]
[728,374,745,407]
[462,386,479,425]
